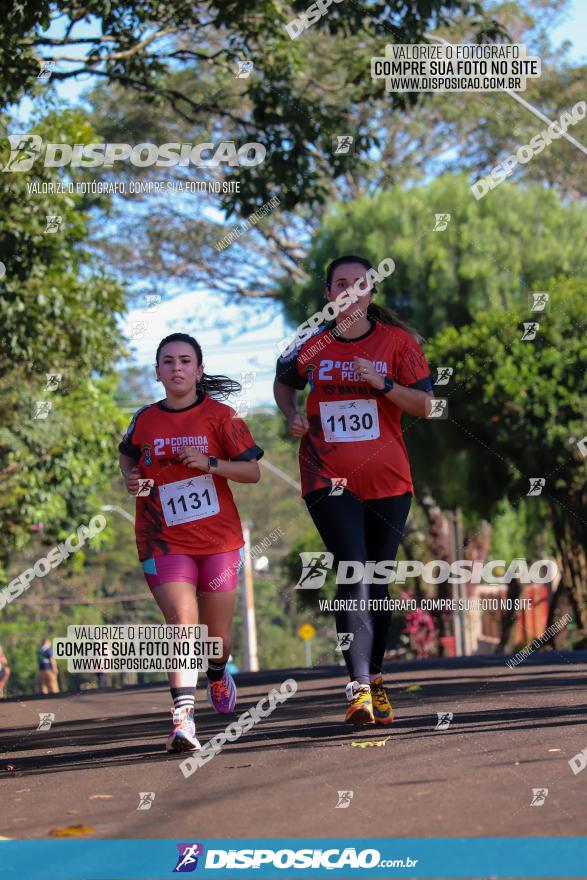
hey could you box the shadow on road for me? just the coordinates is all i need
[1,654,586,778]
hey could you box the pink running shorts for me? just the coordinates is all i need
[142,549,242,593]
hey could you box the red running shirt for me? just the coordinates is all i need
[118,392,263,561]
[275,321,433,500]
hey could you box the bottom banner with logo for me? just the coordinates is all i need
[1,838,586,878]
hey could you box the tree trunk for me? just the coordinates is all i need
[548,500,587,633]
[420,492,452,646]
[497,577,522,653]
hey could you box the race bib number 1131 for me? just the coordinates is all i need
[159,474,220,526]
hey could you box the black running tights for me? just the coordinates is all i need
[304,488,412,685]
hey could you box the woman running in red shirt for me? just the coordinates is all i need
[274,255,433,726]
[119,333,263,752]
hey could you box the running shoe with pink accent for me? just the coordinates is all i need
[166,706,201,753]
[207,669,237,714]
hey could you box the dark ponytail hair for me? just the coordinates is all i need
[325,254,424,344]
[155,333,241,400]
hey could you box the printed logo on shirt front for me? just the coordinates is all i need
[306,364,317,392]
[141,443,153,466]
[153,435,209,456]
[317,358,388,383]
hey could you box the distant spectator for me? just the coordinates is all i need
[37,638,59,694]
[0,643,10,697]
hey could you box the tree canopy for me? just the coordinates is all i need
[0,109,126,575]
[279,175,587,338]
[422,275,587,624]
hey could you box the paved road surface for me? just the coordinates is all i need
[1,653,586,874]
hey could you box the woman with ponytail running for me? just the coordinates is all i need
[119,333,263,752]
[274,255,433,726]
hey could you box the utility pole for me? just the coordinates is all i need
[449,509,465,657]
[241,522,259,672]
[453,507,469,656]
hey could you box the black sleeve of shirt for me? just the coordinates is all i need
[118,405,147,461]
[408,376,434,392]
[118,439,141,461]
[275,350,307,390]
[231,444,265,462]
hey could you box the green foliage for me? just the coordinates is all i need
[488,498,557,562]
[0,109,127,574]
[231,413,312,555]
[0,471,161,695]
[228,414,339,667]
[0,409,325,693]
[414,274,586,623]
[425,275,586,508]
[231,575,335,671]
[0,606,97,695]
[281,175,587,338]
[0,1,502,213]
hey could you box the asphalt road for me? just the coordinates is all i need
[1,653,586,855]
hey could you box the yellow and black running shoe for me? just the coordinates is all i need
[345,682,374,725]
[370,675,394,725]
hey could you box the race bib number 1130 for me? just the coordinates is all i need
[319,399,380,442]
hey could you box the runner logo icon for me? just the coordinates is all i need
[45,215,62,233]
[137,792,155,810]
[333,135,354,154]
[37,61,56,82]
[530,292,549,312]
[434,367,453,386]
[336,790,354,808]
[521,322,539,340]
[45,373,62,391]
[527,477,546,496]
[173,843,204,872]
[295,552,334,589]
[435,711,453,731]
[530,788,548,806]
[336,632,354,651]
[37,712,55,731]
[433,213,451,231]
[425,398,448,419]
[3,134,43,172]
[568,746,587,775]
[329,477,347,496]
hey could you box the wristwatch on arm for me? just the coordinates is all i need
[207,456,219,472]
[382,376,394,394]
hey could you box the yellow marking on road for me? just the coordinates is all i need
[49,825,95,837]
[351,737,390,748]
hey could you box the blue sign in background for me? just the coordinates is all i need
[1,838,586,879]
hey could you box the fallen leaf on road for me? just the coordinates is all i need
[5,764,16,771]
[15,789,30,793]
[49,825,94,838]
[404,684,422,692]
[89,794,112,800]
[351,738,389,748]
